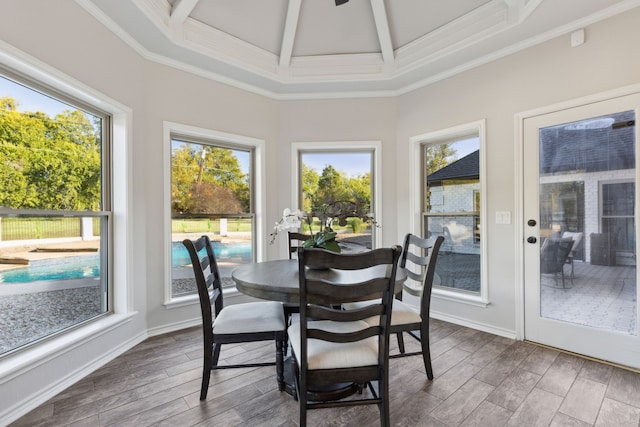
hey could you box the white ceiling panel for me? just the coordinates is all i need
[77,0,640,98]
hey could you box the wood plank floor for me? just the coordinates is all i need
[11,319,640,426]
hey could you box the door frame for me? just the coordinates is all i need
[514,82,640,341]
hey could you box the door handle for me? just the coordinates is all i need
[527,236,537,244]
[527,219,537,227]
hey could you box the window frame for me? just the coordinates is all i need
[163,121,265,308]
[290,141,382,254]
[409,120,488,306]
[0,44,132,367]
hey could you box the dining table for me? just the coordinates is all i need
[231,258,408,401]
[231,258,408,304]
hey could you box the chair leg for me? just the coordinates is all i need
[396,331,405,354]
[379,378,390,427]
[276,338,285,391]
[420,323,433,380]
[212,342,222,366]
[200,348,212,400]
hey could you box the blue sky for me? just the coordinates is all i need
[1,76,71,117]
[302,152,371,177]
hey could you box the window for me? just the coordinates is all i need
[166,124,263,303]
[293,142,381,253]
[411,121,486,303]
[0,70,111,356]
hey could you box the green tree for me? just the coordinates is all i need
[0,97,101,210]
[425,143,457,176]
[315,165,349,206]
[171,143,249,214]
[301,164,319,212]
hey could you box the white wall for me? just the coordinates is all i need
[276,98,398,252]
[1,0,639,423]
[0,1,280,423]
[396,7,640,335]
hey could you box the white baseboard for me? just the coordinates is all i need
[430,310,517,340]
[147,317,201,338]
[1,329,148,426]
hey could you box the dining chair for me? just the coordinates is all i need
[284,231,311,322]
[288,245,402,427]
[343,234,444,380]
[288,231,310,259]
[387,234,443,380]
[183,235,287,400]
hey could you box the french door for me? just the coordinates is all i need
[523,93,640,369]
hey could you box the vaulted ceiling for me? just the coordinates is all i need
[78,0,639,98]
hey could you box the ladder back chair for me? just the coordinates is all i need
[183,235,287,400]
[288,245,402,427]
[388,234,444,380]
[288,231,310,259]
[343,234,444,380]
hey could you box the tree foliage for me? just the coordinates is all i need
[171,142,249,214]
[303,164,372,215]
[0,96,101,210]
[425,143,457,176]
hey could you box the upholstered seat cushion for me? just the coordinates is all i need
[288,320,378,370]
[213,301,285,334]
[343,300,422,327]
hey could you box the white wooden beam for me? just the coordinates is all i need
[279,0,301,69]
[170,0,199,29]
[370,0,394,65]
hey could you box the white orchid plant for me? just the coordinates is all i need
[269,201,377,253]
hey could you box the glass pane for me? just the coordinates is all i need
[425,214,480,292]
[0,76,102,211]
[0,75,108,356]
[170,139,254,296]
[299,151,375,253]
[0,217,106,355]
[539,111,637,336]
[424,136,481,293]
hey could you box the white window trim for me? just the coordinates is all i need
[0,41,133,370]
[409,120,488,306]
[163,122,266,307]
[290,141,382,256]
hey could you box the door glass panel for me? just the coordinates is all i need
[538,111,637,336]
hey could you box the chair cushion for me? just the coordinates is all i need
[343,300,422,327]
[213,301,286,334]
[288,320,378,370]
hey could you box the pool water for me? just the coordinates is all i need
[0,241,252,284]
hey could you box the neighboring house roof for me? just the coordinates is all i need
[428,150,479,183]
[540,113,635,175]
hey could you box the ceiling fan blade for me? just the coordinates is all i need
[335,0,349,5]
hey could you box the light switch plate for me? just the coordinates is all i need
[496,211,511,225]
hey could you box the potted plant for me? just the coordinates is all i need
[270,201,376,253]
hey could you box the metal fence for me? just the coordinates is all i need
[0,217,101,241]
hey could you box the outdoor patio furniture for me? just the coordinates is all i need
[540,237,574,289]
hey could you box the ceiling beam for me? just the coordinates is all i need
[370,0,394,65]
[170,0,199,29]
[279,0,302,69]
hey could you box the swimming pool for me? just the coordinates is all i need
[0,241,252,284]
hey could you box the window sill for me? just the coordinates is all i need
[432,288,489,307]
[0,312,136,383]
[163,287,243,309]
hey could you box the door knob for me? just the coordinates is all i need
[527,236,537,244]
[527,219,537,227]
